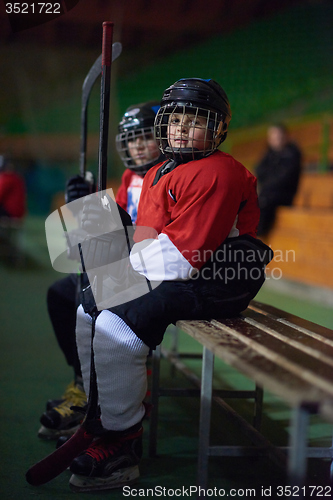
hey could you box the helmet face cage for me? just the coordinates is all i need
[116,126,160,175]
[155,104,223,162]
[155,78,231,162]
[116,102,161,175]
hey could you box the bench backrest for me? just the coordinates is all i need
[293,173,333,209]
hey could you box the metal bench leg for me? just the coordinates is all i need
[197,347,214,498]
[149,344,161,457]
[288,405,309,487]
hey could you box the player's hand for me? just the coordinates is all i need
[65,172,95,204]
[82,193,132,235]
[81,194,112,234]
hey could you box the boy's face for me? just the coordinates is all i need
[168,112,211,152]
[128,133,160,166]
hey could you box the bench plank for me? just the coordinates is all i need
[176,318,331,408]
[243,309,333,365]
[249,301,333,345]
[211,318,333,397]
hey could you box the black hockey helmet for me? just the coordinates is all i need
[155,78,232,162]
[116,101,161,175]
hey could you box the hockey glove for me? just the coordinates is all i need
[66,227,89,261]
[65,173,96,214]
[81,194,110,234]
[81,193,132,235]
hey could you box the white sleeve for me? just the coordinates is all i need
[129,233,198,281]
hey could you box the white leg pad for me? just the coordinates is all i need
[76,306,149,431]
[75,304,93,399]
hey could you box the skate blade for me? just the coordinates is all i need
[37,424,80,440]
[69,465,140,492]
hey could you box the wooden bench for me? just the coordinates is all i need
[148,300,333,495]
[293,173,333,209]
[266,206,333,288]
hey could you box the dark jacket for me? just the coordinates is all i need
[256,142,302,208]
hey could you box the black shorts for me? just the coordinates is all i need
[109,235,272,349]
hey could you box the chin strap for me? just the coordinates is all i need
[152,159,180,186]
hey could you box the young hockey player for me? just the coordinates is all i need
[116,101,162,222]
[38,102,161,441]
[69,78,273,492]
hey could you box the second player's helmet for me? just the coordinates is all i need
[116,101,161,175]
[154,78,232,162]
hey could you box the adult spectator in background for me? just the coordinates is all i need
[256,124,302,237]
[0,155,26,219]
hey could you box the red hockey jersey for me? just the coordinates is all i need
[134,150,259,274]
[115,169,144,224]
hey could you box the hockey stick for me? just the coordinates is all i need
[26,22,115,487]
[98,21,113,193]
[80,41,122,178]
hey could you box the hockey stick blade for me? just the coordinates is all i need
[26,426,94,486]
[82,42,121,104]
[80,41,122,176]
